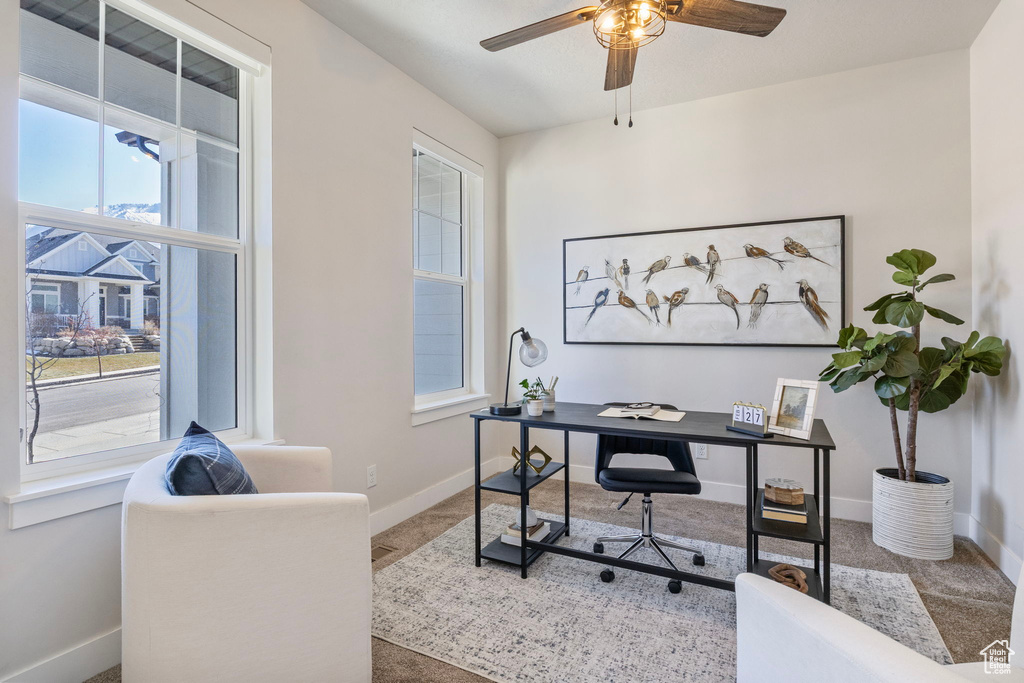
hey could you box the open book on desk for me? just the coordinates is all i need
[598,407,686,422]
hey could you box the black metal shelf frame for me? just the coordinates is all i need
[472,404,834,604]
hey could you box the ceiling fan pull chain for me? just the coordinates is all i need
[628,84,633,128]
[613,87,618,126]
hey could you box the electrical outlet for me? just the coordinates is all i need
[694,444,708,460]
[367,464,377,488]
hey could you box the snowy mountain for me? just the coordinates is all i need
[83,203,162,224]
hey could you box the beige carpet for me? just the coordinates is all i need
[87,477,1015,683]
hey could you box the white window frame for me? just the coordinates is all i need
[28,283,60,314]
[411,132,487,425]
[15,0,261,483]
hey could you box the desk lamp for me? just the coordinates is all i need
[490,327,548,416]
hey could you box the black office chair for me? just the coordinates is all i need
[593,403,705,593]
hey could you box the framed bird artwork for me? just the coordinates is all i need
[563,216,845,347]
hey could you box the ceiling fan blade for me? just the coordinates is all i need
[604,46,638,91]
[481,6,599,52]
[667,0,786,37]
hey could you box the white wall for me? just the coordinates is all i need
[970,0,1024,581]
[500,51,975,519]
[0,0,501,678]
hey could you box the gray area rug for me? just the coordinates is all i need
[372,504,952,682]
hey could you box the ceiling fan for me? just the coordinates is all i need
[481,0,787,92]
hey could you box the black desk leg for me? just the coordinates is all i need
[745,444,754,572]
[824,448,831,604]
[813,448,820,576]
[474,419,481,567]
[520,423,529,579]
[752,444,760,559]
[564,431,570,537]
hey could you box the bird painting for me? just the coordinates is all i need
[605,259,623,289]
[682,253,708,275]
[783,237,831,266]
[715,284,741,329]
[573,266,589,295]
[663,288,688,325]
[797,279,830,331]
[748,283,769,328]
[645,289,662,325]
[585,287,609,326]
[706,245,721,284]
[642,256,671,286]
[744,244,788,270]
[618,259,631,290]
[618,289,652,323]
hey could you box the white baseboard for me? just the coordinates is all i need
[969,516,1023,586]
[370,457,503,536]
[566,463,971,534]
[4,627,120,683]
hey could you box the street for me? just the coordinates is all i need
[31,372,162,432]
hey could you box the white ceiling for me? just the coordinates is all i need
[301,0,999,138]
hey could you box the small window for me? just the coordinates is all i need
[413,149,465,396]
[129,248,138,258]
[79,240,88,251]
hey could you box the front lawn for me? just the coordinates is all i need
[26,351,160,381]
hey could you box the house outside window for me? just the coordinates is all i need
[411,135,487,424]
[18,0,261,477]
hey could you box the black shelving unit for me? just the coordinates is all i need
[474,418,570,576]
[748,449,832,603]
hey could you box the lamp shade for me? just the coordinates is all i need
[518,336,548,367]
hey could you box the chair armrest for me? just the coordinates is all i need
[122,491,370,682]
[232,445,333,493]
[736,573,962,683]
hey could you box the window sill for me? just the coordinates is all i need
[4,436,283,529]
[412,392,490,426]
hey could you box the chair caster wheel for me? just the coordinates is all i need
[693,554,705,566]
[593,542,604,554]
[668,580,682,594]
[600,569,615,583]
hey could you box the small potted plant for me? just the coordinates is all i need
[819,249,1005,560]
[519,378,547,417]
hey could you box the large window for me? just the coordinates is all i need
[18,0,255,476]
[413,148,466,397]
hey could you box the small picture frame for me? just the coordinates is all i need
[768,379,819,440]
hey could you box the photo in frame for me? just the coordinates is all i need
[768,378,820,440]
[563,216,845,347]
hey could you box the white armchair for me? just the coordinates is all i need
[736,567,1024,682]
[122,446,371,683]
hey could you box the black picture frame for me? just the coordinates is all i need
[562,215,846,348]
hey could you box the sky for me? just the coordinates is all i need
[18,99,162,212]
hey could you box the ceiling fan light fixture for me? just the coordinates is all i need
[593,0,667,50]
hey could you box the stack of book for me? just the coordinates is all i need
[620,404,661,418]
[761,495,808,524]
[501,520,551,547]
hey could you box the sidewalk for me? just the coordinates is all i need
[31,412,163,462]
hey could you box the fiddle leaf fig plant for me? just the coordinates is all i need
[819,249,1006,482]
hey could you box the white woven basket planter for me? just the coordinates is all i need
[872,468,954,560]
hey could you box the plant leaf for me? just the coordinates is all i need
[917,273,955,291]
[908,249,937,274]
[883,350,920,377]
[863,353,888,373]
[887,251,918,274]
[863,332,887,352]
[916,347,945,376]
[923,305,965,325]
[892,271,918,286]
[831,351,863,369]
[864,294,897,312]
[918,386,953,413]
[875,375,910,399]
[819,366,841,383]
[885,300,925,328]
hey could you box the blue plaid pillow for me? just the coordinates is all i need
[165,422,258,496]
